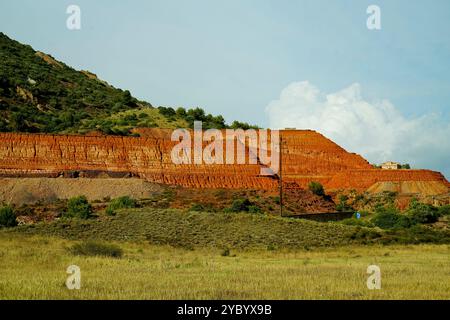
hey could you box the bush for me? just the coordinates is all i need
[0,206,17,227]
[223,198,262,214]
[69,241,123,258]
[65,196,92,219]
[407,202,440,224]
[230,198,251,212]
[106,196,137,215]
[371,206,412,229]
[438,205,450,216]
[308,181,324,196]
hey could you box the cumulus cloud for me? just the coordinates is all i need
[266,81,450,178]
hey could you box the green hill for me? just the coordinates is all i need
[0,32,257,135]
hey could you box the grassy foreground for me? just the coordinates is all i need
[0,234,449,299]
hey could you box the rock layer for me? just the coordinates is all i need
[0,130,448,194]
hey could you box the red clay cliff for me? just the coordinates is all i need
[0,129,448,194]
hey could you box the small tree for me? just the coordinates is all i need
[308,181,325,196]
[65,196,93,219]
[0,206,17,227]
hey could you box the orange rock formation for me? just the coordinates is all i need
[0,130,448,194]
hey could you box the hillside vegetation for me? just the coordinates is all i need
[9,208,355,249]
[0,32,257,135]
[5,207,450,249]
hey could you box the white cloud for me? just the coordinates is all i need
[266,81,450,178]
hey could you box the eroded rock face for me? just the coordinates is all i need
[0,130,448,194]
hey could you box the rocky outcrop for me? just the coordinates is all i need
[0,130,448,194]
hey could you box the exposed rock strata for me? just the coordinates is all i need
[0,130,448,194]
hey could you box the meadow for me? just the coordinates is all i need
[1,207,450,299]
[0,233,449,299]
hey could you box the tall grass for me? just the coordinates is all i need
[0,234,449,299]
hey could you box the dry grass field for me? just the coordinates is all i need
[1,233,449,300]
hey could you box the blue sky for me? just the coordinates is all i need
[1,0,449,177]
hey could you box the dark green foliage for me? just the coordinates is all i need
[69,241,123,258]
[438,205,450,216]
[162,105,260,130]
[65,196,93,219]
[0,205,17,227]
[407,201,440,224]
[371,206,412,229]
[157,106,176,118]
[225,198,262,213]
[230,121,260,130]
[176,107,187,117]
[400,163,411,169]
[308,181,324,196]
[227,198,252,213]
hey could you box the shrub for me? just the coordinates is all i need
[0,206,17,227]
[407,202,440,224]
[225,198,255,213]
[371,206,412,229]
[65,196,92,219]
[69,241,123,258]
[438,205,450,216]
[308,181,324,196]
[106,196,137,215]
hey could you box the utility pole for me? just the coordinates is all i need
[279,133,283,217]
